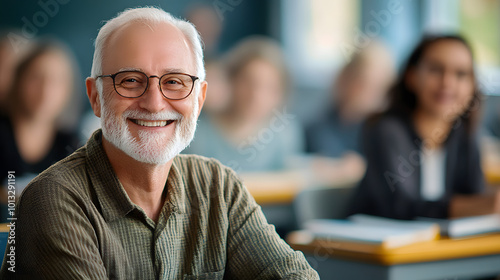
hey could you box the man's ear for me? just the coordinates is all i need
[196,80,207,117]
[86,77,102,118]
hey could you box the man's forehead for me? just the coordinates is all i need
[102,20,195,74]
[112,20,186,40]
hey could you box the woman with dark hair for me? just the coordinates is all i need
[348,34,500,220]
[0,39,81,221]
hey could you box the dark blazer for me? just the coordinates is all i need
[348,112,485,220]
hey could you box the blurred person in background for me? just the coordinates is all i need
[185,4,223,57]
[0,35,17,107]
[185,36,303,172]
[305,41,395,182]
[199,58,231,117]
[306,41,395,157]
[0,30,32,109]
[0,39,81,222]
[348,34,500,220]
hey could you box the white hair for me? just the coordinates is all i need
[90,7,205,94]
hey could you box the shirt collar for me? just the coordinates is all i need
[85,129,186,223]
[86,130,135,222]
[164,156,186,214]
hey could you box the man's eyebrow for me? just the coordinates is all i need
[117,67,192,75]
[161,68,190,74]
[118,67,143,72]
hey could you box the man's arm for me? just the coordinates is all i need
[224,171,319,280]
[0,178,108,279]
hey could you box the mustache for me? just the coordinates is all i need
[122,110,183,121]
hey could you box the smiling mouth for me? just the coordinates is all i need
[130,119,175,127]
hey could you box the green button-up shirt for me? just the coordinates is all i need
[0,130,318,279]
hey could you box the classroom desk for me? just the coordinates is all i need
[485,163,500,185]
[482,137,500,185]
[240,157,364,238]
[288,233,500,280]
[241,156,364,205]
[240,171,305,204]
[0,223,9,264]
[241,168,361,236]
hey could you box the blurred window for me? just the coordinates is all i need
[459,0,500,68]
[282,0,360,89]
[424,0,500,96]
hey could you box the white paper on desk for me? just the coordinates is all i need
[305,216,438,249]
[418,214,500,238]
[448,214,500,238]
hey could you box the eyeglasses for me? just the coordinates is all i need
[97,70,199,100]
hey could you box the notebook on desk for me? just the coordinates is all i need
[304,214,440,250]
[419,214,500,238]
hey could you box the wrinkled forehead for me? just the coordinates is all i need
[101,21,196,75]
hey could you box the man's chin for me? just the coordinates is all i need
[126,142,173,164]
[123,148,173,165]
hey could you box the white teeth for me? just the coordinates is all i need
[134,120,168,127]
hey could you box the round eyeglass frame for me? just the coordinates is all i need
[97,70,199,100]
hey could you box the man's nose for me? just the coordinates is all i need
[137,77,170,113]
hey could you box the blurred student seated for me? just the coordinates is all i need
[348,34,500,220]
[305,41,395,183]
[185,3,223,57]
[199,58,231,117]
[0,30,32,109]
[185,36,303,172]
[306,41,395,158]
[0,39,81,221]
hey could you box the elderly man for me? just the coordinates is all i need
[0,7,318,280]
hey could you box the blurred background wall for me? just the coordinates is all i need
[1,0,499,122]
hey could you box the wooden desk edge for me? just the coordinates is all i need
[0,223,9,232]
[290,234,500,266]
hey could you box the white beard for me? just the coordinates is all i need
[100,97,199,165]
